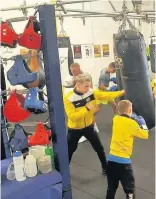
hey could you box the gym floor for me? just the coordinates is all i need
[21,105,155,199]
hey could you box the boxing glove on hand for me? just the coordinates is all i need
[132,114,148,130]
[110,77,117,84]
[109,85,118,91]
[131,112,137,120]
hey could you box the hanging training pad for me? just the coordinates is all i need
[114,30,155,129]
[9,124,31,153]
[7,55,38,86]
[28,122,51,146]
[0,21,18,48]
[20,50,45,89]
[18,16,41,50]
[24,87,47,114]
[3,90,30,123]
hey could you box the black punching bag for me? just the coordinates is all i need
[115,30,155,129]
[113,34,124,91]
[149,43,156,73]
[57,36,74,76]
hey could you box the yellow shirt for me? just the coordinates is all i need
[151,79,156,98]
[110,115,148,158]
[63,89,124,129]
[95,88,114,105]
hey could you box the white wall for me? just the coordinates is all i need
[1,0,153,90]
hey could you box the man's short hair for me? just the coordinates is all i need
[109,62,115,68]
[74,74,91,84]
[117,100,132,115]
[70,63,80,68]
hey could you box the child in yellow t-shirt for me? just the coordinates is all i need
[106,100,148,199]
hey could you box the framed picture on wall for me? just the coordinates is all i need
[102,44,110,57]
[73,45,82,59]
[94,45,101,58]
[82,45,94,58]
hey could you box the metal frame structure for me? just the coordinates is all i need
[1,0,155,23]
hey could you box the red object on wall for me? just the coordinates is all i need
[28,122,51,146]
[0,21,18,48]
[18,16,41,50]
[3,90,30,123]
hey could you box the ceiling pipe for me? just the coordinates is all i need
[1,0,99,11]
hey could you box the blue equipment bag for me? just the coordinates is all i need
[9,124,31,153]
[7,55,38,86]
[24,87,47,114]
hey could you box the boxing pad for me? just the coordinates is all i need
[20,50,45,89]
[28,122,51,146]
[7,55,38,86]
[109,85,118,91]
[9,124,31,153]
[3,90,30,123]
[0,21,18,48]
[18,16,41,50]
[24,87,47,114]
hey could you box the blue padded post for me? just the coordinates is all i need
[39,5,72,199]
[1,99,11,158]
[7,55,38,86]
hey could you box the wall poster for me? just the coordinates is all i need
[102,44,110,57]
[94,45,101,58]
[73,45,82,59]
[82,45,94,58]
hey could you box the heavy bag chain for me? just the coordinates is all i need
[116,0,139,70]
[118,0,138,34]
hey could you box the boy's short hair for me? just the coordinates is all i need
[70,63,80,68]
[74,74,91,84]
[109,62,115,68]
[117,100,132,115]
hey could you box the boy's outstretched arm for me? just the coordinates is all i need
[94,89,125,101]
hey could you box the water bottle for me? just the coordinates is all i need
[45,146,55,169]
[6,162,15,181]
[13,151,26,182]
[25,154,38,177]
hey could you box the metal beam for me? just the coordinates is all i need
[70,14,155,22]
[1,0,99,11]
[56,8,119,15]
[108,0,116,11]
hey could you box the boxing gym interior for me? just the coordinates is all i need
[1,0,155,199]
